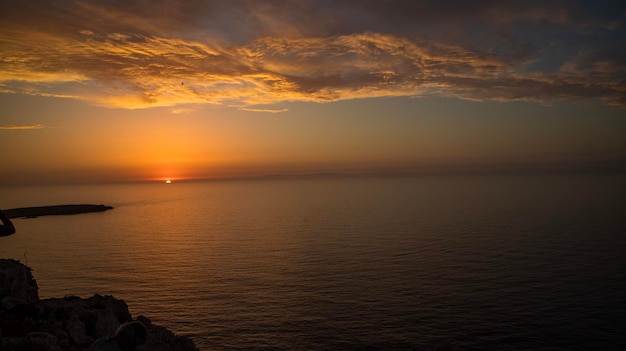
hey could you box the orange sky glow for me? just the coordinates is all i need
[1,1,625,185]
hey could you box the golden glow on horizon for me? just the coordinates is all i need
[2,96,625,186]
[1,2,625,186]
[165,179,172,184]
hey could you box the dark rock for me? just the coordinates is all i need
[0,259,39,309]
[0,259,199,351]
[136,314,153,329]
[66,315,93,347]
[4,205,113,219]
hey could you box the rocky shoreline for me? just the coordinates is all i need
[4,205,114,219]
[0,259,198,351]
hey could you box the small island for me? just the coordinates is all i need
[4,204,113,219]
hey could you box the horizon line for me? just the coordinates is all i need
[3,160,625,187]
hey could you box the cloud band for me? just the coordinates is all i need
[1,1,624,109]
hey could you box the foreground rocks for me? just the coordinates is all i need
[0,259,198,351]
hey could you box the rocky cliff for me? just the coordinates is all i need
[0,259,198,351]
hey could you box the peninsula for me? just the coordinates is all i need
[4,204,113,219]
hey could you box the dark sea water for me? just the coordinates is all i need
[1,174,625,350]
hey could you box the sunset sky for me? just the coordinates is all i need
[1,0,625,185]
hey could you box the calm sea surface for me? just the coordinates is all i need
[1,174,625,350]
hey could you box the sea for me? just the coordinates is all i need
[1,174,625,350]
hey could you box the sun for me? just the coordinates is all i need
[165,179,172,184]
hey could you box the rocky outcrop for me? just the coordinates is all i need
[0,259,39,309]
[0,259,198,351]
[4,205,113,219]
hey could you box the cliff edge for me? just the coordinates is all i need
[0,259,198,351]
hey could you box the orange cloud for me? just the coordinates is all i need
[1,4,624,109]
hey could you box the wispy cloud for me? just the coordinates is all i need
[0,124,46,130]
[239,107,289,113]
[170,107,197,115]
[1,1,624,109]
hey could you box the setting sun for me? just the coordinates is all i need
[165,179,172,184]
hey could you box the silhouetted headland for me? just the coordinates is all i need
[4,204,113,219]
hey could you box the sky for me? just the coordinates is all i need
[1,0,625,185]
